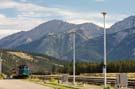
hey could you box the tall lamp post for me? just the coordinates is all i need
[70,31,76,85]
[0,53,2,74]
[101,12,107,89]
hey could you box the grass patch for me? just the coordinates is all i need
[26,79,81,89]
[100,85,114,89]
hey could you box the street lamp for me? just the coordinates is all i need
[101,12,107,89]
[70,31,76,85]
[0,53,3,74]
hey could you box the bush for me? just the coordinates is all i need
[0,73,6,79]
[102,85,112,89]
[50,77,58,83]
[106,85,112,89]
[31,75,40,80]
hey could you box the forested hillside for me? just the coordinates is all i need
[1,49,135,75]
[0,49,63,74]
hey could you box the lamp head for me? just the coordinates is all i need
[101,12,107,16]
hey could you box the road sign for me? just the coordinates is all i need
[115,73,128,89]
[61,74,68,84]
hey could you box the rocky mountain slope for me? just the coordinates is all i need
[1,16,135,61]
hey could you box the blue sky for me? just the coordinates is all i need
[0,0,134,38]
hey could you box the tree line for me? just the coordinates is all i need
[56,60,135,75]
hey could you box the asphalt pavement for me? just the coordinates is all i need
[0,80,53,89]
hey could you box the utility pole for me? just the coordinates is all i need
[101,12,107,89]
[0,52,2,74]
[71,31,76,85]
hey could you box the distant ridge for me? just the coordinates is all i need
[1,16,135,61]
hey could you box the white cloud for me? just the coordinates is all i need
[0,14,6,18]
[0,13,44,39]
[0,0,18,9]
[0,0,128,25]
[15,2,127,27]
[3,1,124,27]
[0,29,19,38]
[0,1,128,39]
[59,11,127,28]
[0,16,43,31]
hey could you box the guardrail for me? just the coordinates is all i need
[31,75,135,88]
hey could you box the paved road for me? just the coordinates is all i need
[0,80,53,89]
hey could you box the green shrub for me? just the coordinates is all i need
[101,85,112,89]
[50,77,58,83]
[0,73,6,79]
[106,85,112,89]
[31,75,39,80]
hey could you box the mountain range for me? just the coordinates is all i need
[1,16,135,62]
